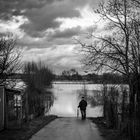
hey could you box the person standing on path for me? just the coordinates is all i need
[78,96,87,120]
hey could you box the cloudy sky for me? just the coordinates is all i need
[0,0,105,74]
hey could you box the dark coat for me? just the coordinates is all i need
[78,99,87,110]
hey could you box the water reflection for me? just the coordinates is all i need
[47,83,103,117]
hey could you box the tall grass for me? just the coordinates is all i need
[102,85,129,129]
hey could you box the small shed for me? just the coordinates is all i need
[5,88,23,129]
[0,86,23,130]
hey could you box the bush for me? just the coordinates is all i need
[22,61,54,118]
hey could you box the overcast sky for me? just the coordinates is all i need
[0,0,105,74]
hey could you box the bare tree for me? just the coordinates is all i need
[81,0,139,75]
[79,0,140,139]
[0,34,22,87]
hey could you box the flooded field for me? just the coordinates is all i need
[48,82,103,117]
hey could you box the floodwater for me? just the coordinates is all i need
[47,82,103,117]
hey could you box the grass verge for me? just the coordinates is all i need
[89,117,129,140]
[0,115,57,140]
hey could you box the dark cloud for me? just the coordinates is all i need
[47,26,98,42]
[20,3,81,37]
[48,37,75,46]
[0,0,98,18]
[0,0,64,19]
[0,0,101,74]
[69,0,99,8]
[17,25,96,50]
[0,0,100,37]
[0,0,81,37]
[49,26,82,39]
[17,35,53,49]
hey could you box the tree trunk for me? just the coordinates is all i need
[25,92,29,122]
[136,74,140,140]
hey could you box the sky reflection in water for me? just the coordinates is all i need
[48,83,103,117]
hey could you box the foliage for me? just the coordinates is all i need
[102,85,119,128]
[22,61,54,117]
[56,72,127,84]
[102,85,129,129]
[61,69,82,80]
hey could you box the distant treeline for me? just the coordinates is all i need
[9,70,127,84]
[54,69,128,84]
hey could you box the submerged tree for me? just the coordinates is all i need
[79,0,140,139]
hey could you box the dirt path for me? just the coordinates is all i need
[30,117,105,140]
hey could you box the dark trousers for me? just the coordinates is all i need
[80,109,86,120]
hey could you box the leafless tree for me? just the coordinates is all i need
[0,34,22,87]
[81,0,139,75]
[79,0,140,139]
